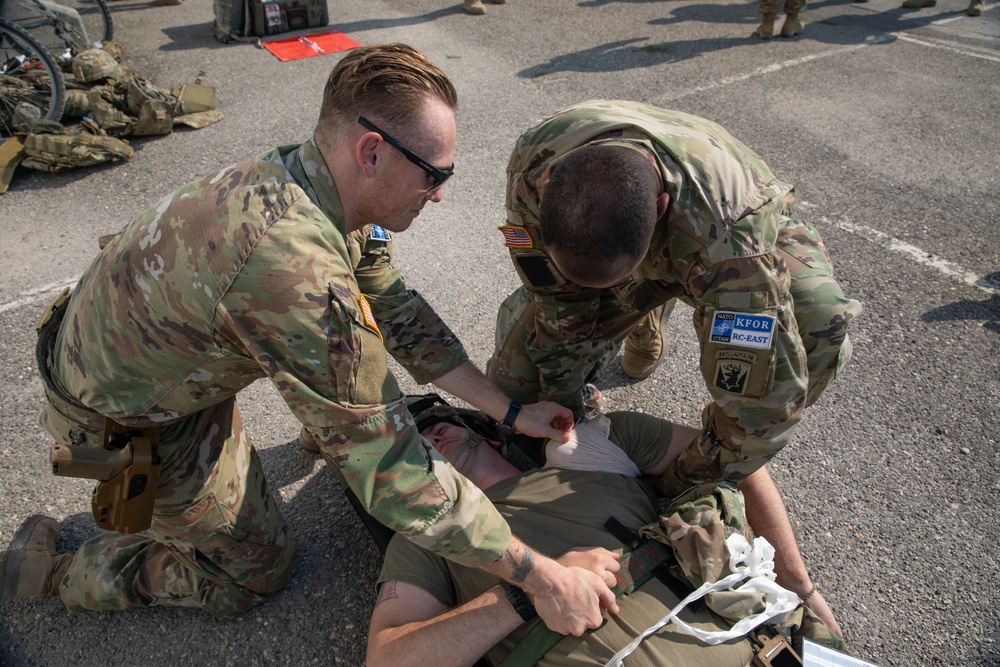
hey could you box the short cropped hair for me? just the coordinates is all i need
[314,43,458,151]
[539,145,659,284]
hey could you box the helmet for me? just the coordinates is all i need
[71,48,123,84]
[405,393,504,445]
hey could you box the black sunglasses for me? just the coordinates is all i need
[358,116,454,190]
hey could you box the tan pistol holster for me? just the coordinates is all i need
[51,418,162,534]
[37,288,162,534]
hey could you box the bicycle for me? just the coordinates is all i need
[1,0,113,62]
[0,16,66,138]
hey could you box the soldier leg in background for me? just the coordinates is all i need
[967,0,984,15]
[776,218,862,406]
[464,0,486,15]
[622,298,677,380]
[38,397,294,619]
[756,0,779,38]
[780,0,806,37]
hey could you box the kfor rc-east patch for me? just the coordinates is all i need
[710,311,776,350]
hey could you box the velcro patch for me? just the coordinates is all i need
[713,350,758,395]
[369,224,391,242]
[358,294,383,343]
[498,225,533,249]
[515,254,560,287]
[710,311,775,350]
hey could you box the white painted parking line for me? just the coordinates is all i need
[894,32,1000,62]
[0,279,77,314]
[800,203,1000,294]
[679,9,997,100]
[682,35,896,98]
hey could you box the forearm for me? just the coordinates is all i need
[434,361,574,441]
[479,534,616,636]
[368,585,522,667]
[738,466,810,592]
[434,360,512,422]
[739,466,844,639]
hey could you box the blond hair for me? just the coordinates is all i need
[314,43,458,151]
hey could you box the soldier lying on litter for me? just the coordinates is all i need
[368,395,847,667]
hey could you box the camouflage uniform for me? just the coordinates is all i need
[487,101,861,497]
[38,139,510,618]
[759,0,806,15]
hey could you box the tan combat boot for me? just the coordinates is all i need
[901,0,936,6]
[1,515,72,603]
[967,0,984,15]
[780,12,804,37]
[464,0,486,14]
[622,304,669,380]
[299,426,321,454]
[755,12,776,39]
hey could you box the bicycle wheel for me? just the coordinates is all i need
[2,0,114,59]
[0,18,66,138]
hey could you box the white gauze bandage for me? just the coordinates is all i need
[544,414,642,478]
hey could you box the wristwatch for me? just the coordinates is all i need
[497,401,522,438]
[500,581,537,622]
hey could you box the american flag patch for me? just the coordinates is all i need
[358,294,383,343]
[498,225,533,249]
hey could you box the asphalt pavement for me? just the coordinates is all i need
[1,0,997,665]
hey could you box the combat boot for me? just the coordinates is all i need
[299,426,320,454]
[464,0,486,14]
[967,0,984,15]
[622,304,668,380]
[755,12,776,39]
[1,515,72,603]
[901,0,936,6]
[780,12,803,37]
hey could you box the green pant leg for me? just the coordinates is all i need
[778,219,862,407]
[58,398,295,619]
[487,287,622,418]
[487,287,545,406]
[487,287,656,418]
[759,0,806,12]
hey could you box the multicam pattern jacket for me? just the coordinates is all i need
[504,100,857,490]
[52,139,511,566]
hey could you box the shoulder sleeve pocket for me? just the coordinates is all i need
[327,282,401,406]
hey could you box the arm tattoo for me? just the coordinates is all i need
[374,580,398,608]
[504,548,535,584]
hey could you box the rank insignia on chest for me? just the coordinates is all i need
[369,225,391,242]
[710,311,775,350]
[358,294,384,343]
[498,225,533,249]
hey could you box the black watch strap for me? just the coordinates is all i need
[500,581,537,622]
[498,402,522,436]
